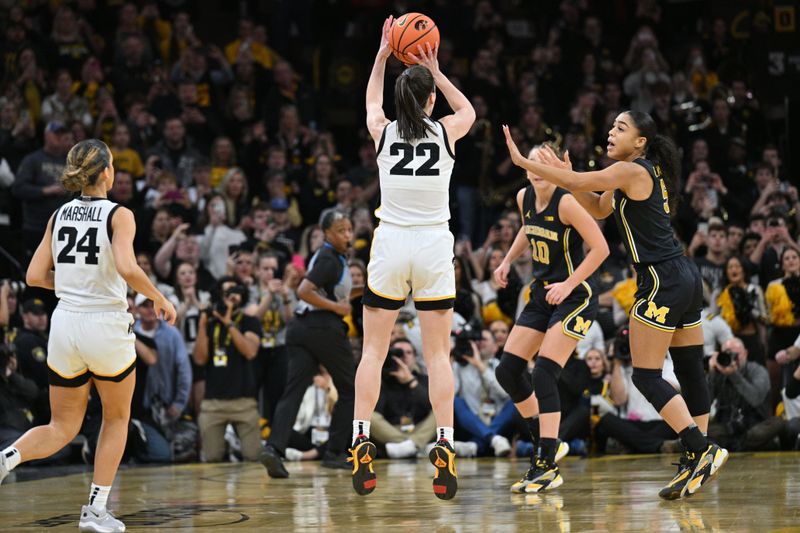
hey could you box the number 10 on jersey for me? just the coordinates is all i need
[530,238,549,265]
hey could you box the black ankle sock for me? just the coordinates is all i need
[679,425,707,454]
[537,438,558,464]
[526,416,540,451]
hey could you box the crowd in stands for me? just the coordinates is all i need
[1,0,799,469]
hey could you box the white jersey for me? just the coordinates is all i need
[375,119,455,226]
[52,196,128,313]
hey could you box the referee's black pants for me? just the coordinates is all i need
[267,313,355,456]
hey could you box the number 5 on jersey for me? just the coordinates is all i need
[57,226,100,265]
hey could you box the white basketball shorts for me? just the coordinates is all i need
[47,308,137,387]
[364,222,455,310]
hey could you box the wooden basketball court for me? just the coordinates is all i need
[1,452,799,531]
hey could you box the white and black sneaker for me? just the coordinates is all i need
[79,505,126,532]
[0,453,9,485]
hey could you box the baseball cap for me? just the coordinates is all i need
[21,298,47,315]
[270,197,289,211]
[134,293,152,307]
[45,121,68,133]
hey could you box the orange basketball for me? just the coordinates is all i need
[389,13,440,66]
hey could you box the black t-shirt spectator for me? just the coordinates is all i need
[695,257,725,292]
[202,313,263,400]
[14,327,48,390]
[376,374,431,425]
[11,148,68,235]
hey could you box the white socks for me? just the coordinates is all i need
[89,483,111,512]
[437,427,454,443]
[2,447,21,470]
[353,420,371,444]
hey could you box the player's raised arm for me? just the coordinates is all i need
[410,42,475,144]
[538,145,615,220]
[366,15,394,145]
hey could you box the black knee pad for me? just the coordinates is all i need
[495,352,533,403]
[532,356,562,413]
[631,367,679,412]
[671,345,710,416]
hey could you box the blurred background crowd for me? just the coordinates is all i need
[1,0,800,468]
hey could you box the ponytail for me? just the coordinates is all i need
[61,138,111,192]
[623,110,681,213]
[394,65,435,142]
[646,134,681,212]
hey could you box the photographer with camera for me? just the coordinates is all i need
[452,327,513,457]
[368,339,438,458]
[707,338,781,451]
[193,276,263,462]
[595,326,680,454]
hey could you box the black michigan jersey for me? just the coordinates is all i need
[522,186,585,284]
[612,158,683,265]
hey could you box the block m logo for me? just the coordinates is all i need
[644,301,670,324]
[573,316,592,335]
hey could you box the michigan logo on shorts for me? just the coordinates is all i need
[643,301,670,324]
[573,317,592,335]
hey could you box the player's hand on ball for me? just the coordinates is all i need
[377,15,394,59]
[407,42,440,75]
[502,125,525,166]
[544,281,574,305]
[494,261,510,288]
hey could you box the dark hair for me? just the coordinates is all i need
[722,255,751,286]
[394,65,436,142]
[61,139,111,192]
[623,110,681,212]
[320,209,350,231]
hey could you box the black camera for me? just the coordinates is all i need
[767,218,782,228]
[452,321,483,365]
[382,347,406,381]
[717,349,737,367]
[613,325,631,362]
[215,283,248,313]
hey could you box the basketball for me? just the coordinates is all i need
[390,13,440,65]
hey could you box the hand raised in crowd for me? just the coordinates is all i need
[267,278,284,295]
[389,354,416,385]
[462,341,487,373]
[213,298,235,327]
